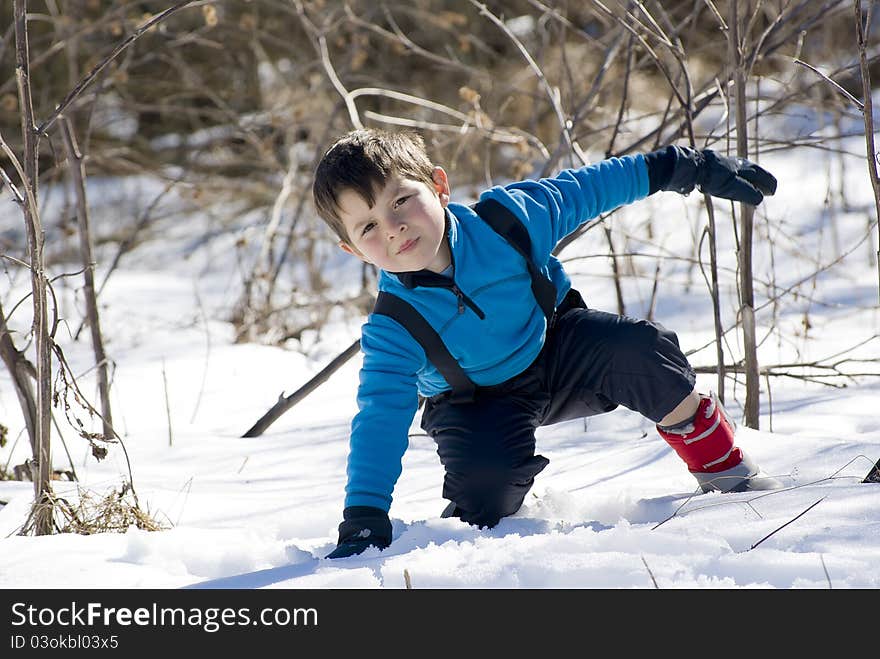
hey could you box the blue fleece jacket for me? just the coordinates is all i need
[344,153,650,511]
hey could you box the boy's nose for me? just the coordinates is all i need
[385,218,407,240]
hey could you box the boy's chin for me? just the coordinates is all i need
[384,254,434,273]
[385,261,425,274]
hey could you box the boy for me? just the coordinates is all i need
[313,128,779,559]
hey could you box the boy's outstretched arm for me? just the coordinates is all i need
[479,145,777,265]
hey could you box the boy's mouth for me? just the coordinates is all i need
[397,238,418,255]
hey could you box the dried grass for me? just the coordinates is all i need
[17,481,168,536]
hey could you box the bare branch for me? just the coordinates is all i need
[468,0,587,165]
[37,1,204,135]
[793,58,864,110]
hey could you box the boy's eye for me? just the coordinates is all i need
[361,222,375,236]
[393,196,410,209]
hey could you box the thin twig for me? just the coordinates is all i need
[319,34,362,129]
[162,359,173,447]
[174,476,194,527]
[38,1,203,134]
[189,284,211,424]
[749,496,825,550]
[854,0,880,302]
[793,58,864,110]
[469,0,587,165]
[641,555,660,589]
[0,162,25,203]
[820,554,832,589]
[653,455,874,531]
[50,412,78,483]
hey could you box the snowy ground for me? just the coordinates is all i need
[1,134,879,590]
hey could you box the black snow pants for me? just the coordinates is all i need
[419,288,696,529]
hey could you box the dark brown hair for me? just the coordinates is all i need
[312,128,435,243]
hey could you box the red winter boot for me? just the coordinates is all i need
[656,393,779,493]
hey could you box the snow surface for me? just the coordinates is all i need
[1,133,879,590]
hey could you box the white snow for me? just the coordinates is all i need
[1,137,879,590]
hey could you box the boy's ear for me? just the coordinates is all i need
[432,166,450,207]
[338,240,367,261]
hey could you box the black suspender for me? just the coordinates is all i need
[472,198,557,322]
[373,291,476,403]
[372,200,557,403]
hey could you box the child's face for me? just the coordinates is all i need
[337,167,451,273]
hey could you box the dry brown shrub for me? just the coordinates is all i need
[17,481,168,536]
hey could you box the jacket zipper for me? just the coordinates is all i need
[400,228,486,319]
[446,234,484,318]
[450,284,485,318]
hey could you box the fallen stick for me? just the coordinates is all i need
[241,339,361,437]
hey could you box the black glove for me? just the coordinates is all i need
[325,506,392,559]
[660,145,777,206]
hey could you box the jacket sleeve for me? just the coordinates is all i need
[477,153,649,264]
[343,314,425,512]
